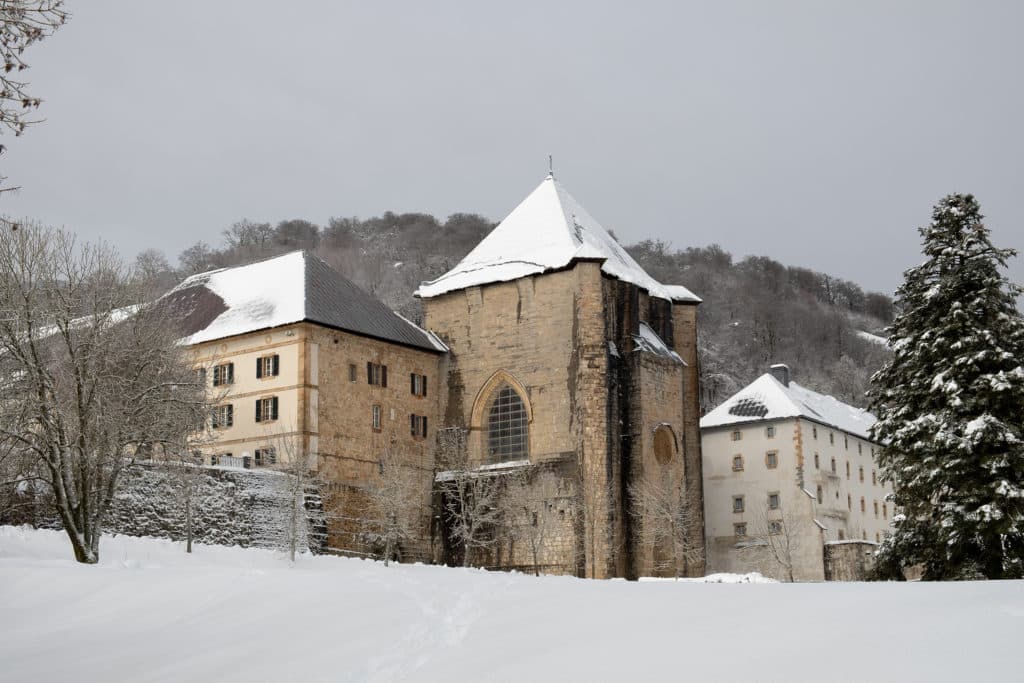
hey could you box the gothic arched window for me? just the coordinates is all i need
[487,385,529,463]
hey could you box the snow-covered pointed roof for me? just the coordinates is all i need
[161,251,447,352]
[415,175,701,302]
[700,373,876,439]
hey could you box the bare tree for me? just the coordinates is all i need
[739,503,805,582]
[0,0,68,204]
[629,470,704,578]
[266,429,321,562]
[364,439,425,566]
[502,467,571,577]
[154,444,205,553]
[0,224,209,563]
[435,427,503,567]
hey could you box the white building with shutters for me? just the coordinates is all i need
[700,364,895,581]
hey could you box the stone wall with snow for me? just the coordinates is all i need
[2,462,322,552]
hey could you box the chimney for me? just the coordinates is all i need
[770,363,790,387]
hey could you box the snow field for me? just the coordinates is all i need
[1,526,1022,682]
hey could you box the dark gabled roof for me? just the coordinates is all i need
[160,251,446,353]
[302,254,446,351]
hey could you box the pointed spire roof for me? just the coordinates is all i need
[415,175,700,302]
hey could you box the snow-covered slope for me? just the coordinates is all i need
[415,175,701,303]
[701,372,877,438]
[2,527,1021,682]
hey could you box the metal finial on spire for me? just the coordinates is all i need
[548,154,553,178]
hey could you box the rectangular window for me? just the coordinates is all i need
[812,426,818,440]
[814,453,820,469]
[212,362,234,386]
[212,404,233,429]
[844,435,849,450]
[816,485,823,501]
[732,455,744,471]
[410,373,427,397]
[768,492,780,510]
[256,354,280,379]
[731,430,742,441]
[410,414,428,438]
[349,363,357,383]
[254,447,277,467]
[765,451,778,469]
[874,500,879,518]
[829,432,835,445]
[210,453,231,466]
[838,529,846,541]
[859,466,864,482]
[860,497,866,513]
[768,520,783,535]
[765,425,776,438]
[196,367,207,385]
[255,396,279,423]
[732,495,745,513]
[872,470,877,485]
[846,461,851,479]
[734,523,747,537]
[883,503,888,519]
[372,404,382,431]
[367,362,388,387]
[858,442,863,455]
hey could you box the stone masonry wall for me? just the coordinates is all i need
[6,462,317,551]
[307,323,443,561]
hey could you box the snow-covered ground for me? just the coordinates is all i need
[1,527,1021,682]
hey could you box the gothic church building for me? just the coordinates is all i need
[417,174,704,579]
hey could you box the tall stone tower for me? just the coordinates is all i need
[417,174,704,578]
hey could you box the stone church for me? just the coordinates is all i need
[170,174,705,579]
[418,174,704,578]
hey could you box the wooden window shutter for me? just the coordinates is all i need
[272,355,279,376]
[271,396,279,421]
[410,414,416,436]
[255,399,262,423]
[381,365,388,388]
[367,362,373,384]
[410,373,415,395]
[422,376,427,396]
[422,416,427,436]
[256,358,263,379]
[227,363,234,384]
[227,404,233,427]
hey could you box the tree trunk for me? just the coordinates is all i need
[185,498,193,554]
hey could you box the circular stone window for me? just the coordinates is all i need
[653,425,676,465]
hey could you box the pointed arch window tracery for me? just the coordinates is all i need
[486,384,529,463]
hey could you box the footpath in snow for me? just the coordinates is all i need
[1,526,1022,682]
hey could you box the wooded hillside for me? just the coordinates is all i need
[137,214,892,412]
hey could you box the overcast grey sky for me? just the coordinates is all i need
[3,1,1022,296]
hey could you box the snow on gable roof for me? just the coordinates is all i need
[162,251,446,352]
[415,175,698,302]
[700,373,876,439]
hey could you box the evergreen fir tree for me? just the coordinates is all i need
[869,194,1024,580]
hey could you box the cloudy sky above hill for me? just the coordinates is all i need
[4,1,1022,295]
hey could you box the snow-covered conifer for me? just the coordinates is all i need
[869,194,1024,579]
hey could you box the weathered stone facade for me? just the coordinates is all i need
[422,263,704,578]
